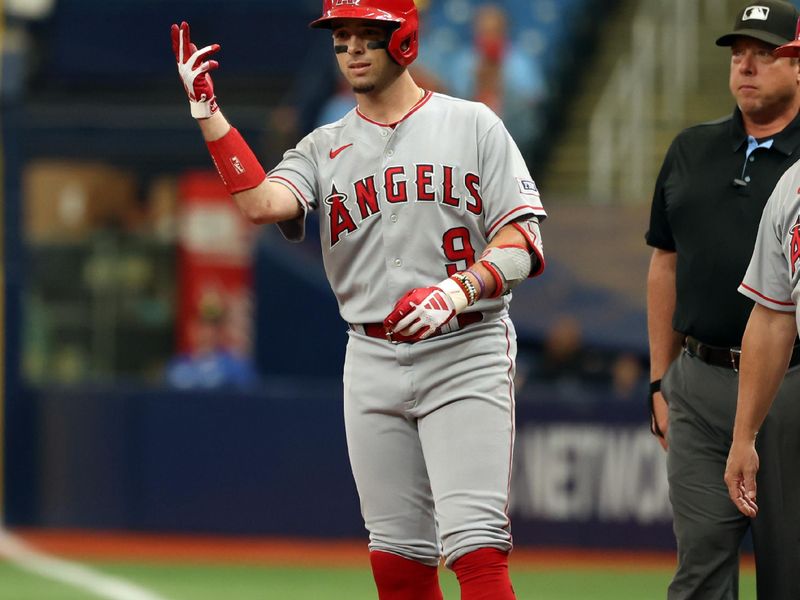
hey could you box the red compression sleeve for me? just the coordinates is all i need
[369,551,443,600]
[452,548,515,600]
[205,127,266,194]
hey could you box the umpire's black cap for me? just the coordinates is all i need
[716,0,799,47]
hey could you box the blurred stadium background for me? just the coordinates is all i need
[0,0,764,597]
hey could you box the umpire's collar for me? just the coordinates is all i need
[730,105,800,154]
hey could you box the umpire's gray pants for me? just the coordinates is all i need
[663,350,800,600]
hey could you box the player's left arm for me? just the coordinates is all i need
[383,218,542,341]
[724,303,796,517]
[472,216,545,297]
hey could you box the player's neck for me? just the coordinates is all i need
[356,72,424,125]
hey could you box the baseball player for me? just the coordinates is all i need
[726,20,800,521]
[170,1,546,598]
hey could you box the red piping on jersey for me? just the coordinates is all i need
[481,261,504,298]
[529,243,546,277]
[502,317,515,534]
[511,222,546,277]
[267,175,311,209]
[739,282,795,306]
[487,205,545,237]
[356,90,433,127]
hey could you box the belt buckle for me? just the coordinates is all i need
[385,330,401,345]
[730,348,741,372]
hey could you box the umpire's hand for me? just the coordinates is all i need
[650,391,669,451]
[724,439,759,517]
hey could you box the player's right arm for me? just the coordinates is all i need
[171,21,301,225]
[646,248,683,451]
[724,303,796,517]
[198,112,301,224]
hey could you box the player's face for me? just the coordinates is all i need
[730,37,800,119]
[331,19,403,94]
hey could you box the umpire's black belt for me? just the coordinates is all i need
[684,336,800,372]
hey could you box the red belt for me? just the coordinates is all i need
[350,311,484,342]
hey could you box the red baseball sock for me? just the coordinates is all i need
[369,550,443,600]
[452,547,515,600]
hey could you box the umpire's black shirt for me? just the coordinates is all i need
[646,106,800,348]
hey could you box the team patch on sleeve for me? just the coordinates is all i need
[516,178,539,196]
[790,215,800,276]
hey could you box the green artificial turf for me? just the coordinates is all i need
[0,561,756,600]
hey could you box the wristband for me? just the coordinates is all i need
[465,267,486,299]
[452,272,478,306]
[438,276,469,314]
[206,127,267,194]
[479,260,505,298]
[648,379,665,438]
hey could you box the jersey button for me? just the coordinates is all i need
[380,130,389,137]
[745,176,751,182]
[390,214,398,223]
[394,258,402,267]
[387,149,395,157]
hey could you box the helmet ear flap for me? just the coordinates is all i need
[386,19,418,66]
[399,30,417,53]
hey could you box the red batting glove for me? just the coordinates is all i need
[383,286,457,342]
[171,21,220,119]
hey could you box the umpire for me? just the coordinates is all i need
[646,1,800,598]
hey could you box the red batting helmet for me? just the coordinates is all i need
[310,0,419,67]
[774,16,800,57]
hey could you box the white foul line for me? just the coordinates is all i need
[0,529,172,600]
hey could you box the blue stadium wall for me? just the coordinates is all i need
[6,384,673,550]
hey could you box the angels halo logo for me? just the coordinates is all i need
[790,215,800,276]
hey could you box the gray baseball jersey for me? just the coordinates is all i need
[739,160,800,335]
[265,90,546,566]
[267,91,546,324]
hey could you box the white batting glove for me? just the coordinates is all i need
[170,21,220,119]
[383,278,468,342]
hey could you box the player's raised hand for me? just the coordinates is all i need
[724,439,759,518]
[384,286,457,342]
[171,21,220,119]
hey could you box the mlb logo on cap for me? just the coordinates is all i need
[716,0,799,48]
[743,6,770,21]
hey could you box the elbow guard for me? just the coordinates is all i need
[478,216,545,296]
[512,216,545,277]
[478,246,532,297]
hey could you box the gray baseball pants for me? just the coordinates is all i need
[663,350,800,600]
[342,315,516,568]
